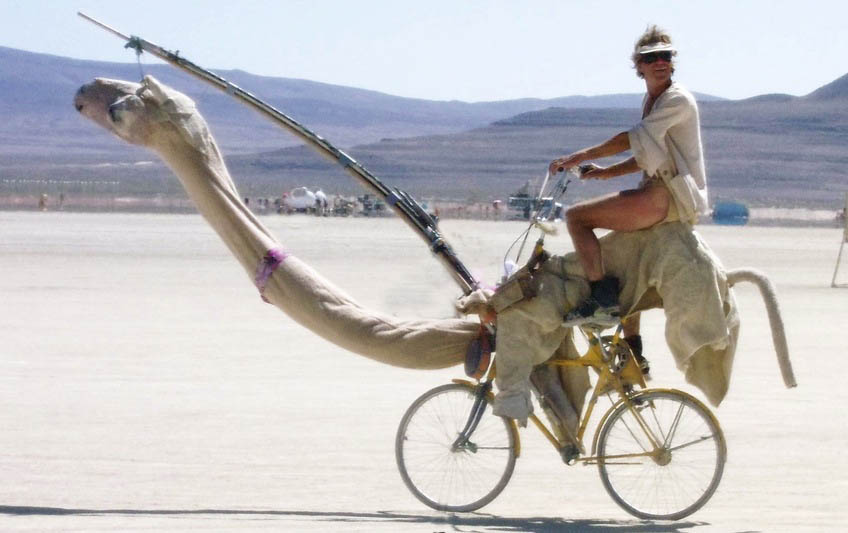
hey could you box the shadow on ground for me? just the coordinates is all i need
[0,505,706,532]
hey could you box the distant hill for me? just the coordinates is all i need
[805,72,848,100]
[219,86,848,209]
[0,45,703,160]
[1,45,845,210]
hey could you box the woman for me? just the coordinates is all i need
[551,25,708,344]
[491,25,710,427]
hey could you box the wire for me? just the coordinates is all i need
[502,224,533,278]
[500,169,577,282]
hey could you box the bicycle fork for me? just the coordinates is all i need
[450,381,493,453]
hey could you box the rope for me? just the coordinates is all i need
[125,36,146,81]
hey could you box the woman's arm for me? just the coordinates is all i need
[581,156,640,180]
[548,131,631,174]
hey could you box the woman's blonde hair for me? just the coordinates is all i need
[631,25,676,78]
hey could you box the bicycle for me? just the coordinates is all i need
[394,322,726,520]
[395,169,727,520]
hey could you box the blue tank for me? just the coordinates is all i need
[711,202,749,225]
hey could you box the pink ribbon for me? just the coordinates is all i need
[254,247,289,302]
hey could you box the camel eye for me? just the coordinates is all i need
[108,105,120,123]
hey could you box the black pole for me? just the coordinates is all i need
[78,12,479,294]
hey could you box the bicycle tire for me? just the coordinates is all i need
[596,389,726,520]
[395,383,517,512]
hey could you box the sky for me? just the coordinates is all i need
[1,0,847,102]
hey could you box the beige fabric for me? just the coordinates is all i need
[262,256,477,368]
[486,221,739,417]
[628,82,708,224]
[593,223,738,406]
[75,76,477,369]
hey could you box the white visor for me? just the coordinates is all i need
[637,42,676,54]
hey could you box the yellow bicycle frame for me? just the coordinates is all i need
[457,325,702,464]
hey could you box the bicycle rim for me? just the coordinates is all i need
[597,389,726,520]
[395,383,516,512]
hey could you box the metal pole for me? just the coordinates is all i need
[832,192,848,288]
[77,12,478,293]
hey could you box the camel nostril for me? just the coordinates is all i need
[75,103,84,112]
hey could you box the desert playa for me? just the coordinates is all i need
[1,211,845,532]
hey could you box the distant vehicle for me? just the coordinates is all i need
[507,180,561,220]
[332,195,356,217]
[357,194,388,217]
[507,194,561,220]
[283,187,317,212]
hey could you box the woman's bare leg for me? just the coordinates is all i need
[566,185,670,281]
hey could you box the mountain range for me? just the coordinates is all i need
[1,45,846,209]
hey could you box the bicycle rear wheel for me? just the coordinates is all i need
[596,389,726,520]
[395,383,516,512]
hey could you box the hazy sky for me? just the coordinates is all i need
[2,0,846,102]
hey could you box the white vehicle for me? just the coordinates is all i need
[282,187,317,211]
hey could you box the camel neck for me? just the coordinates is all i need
[154,138,279,274]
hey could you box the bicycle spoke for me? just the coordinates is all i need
[396,384,516,512]
[662,401,686,449]
[666,434,716,453]
[597,390,725,520]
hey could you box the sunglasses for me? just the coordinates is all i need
[640,51,673,64]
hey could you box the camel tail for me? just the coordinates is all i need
[727,268,797,388]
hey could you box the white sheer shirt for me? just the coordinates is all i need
[628,82,708,224]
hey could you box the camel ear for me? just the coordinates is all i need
[141,75,171,105]
[140,75,196,117]
[140,75,211,152]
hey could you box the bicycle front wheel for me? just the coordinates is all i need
[395,383,517,512]
[596,389,726,520]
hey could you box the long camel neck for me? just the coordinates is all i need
[153,136,280,277]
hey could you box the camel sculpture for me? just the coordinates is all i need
[74,76,479,369]
[74,76,795,420]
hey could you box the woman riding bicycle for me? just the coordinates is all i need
[554,24,708,322]
[494,24,709,425]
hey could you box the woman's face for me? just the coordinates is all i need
[638,53,673,86]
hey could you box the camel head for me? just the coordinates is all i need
[74,75,213,153]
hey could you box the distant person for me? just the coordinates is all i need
[548,24,708,359]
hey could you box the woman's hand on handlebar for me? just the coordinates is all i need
[549,152,585,175]
[548,154,607,180]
